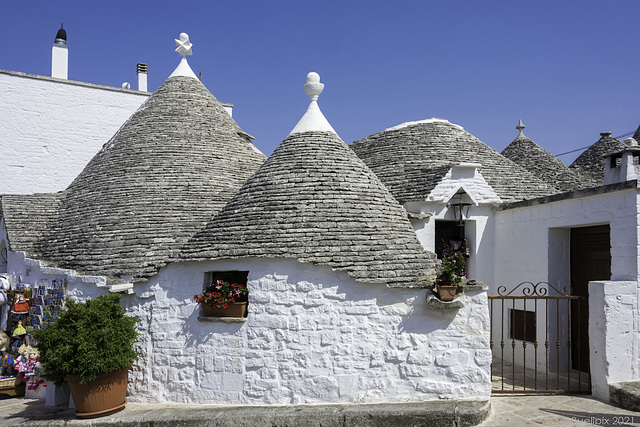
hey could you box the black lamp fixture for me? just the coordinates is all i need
[448,190,472,227]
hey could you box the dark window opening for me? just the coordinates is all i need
[510,309,536,343]
[610,154,623,168]
[435,220,465,260]
[204,271,250,304]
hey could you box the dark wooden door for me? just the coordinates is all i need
[570,225,611,372]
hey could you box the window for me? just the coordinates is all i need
[610,154,623,168]
[205,271,249,289]
[510,309,536,343]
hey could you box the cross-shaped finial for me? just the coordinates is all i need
[175,33,193,57]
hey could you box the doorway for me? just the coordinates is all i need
[570,225,611,372]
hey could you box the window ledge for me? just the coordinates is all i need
[426,291,465,309]
[197,316,247,323]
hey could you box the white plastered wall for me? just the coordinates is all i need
[111,258,491,405]
[493,188,640,377]
[404,163,500,287]
[589,280,640,401]
[0,70,148,194]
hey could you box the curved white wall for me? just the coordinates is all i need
[115,258,491,405]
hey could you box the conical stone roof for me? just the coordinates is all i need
[570,132,627,184]
[178,73,436,288]
[31,75,266,283]
[501,121,597,191]
[350,119,559,204]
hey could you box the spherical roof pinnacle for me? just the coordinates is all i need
[304,72,324,101]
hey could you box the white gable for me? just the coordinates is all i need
[426,163,501,205]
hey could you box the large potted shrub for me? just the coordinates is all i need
[32,294,139,418]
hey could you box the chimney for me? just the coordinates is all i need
[136,63,148,92]
[51,24,68,79]
[604,137,640,185]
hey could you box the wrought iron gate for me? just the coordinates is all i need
[488,282,590,394]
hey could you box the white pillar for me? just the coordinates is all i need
[136,63,148,92]
[51,44,68,79]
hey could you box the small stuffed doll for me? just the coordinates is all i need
[11,322,26,337]
[15,345,39,382]
[11,293,29,314]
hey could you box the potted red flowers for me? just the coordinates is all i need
[194,280,249,318]
[435,252,466,301]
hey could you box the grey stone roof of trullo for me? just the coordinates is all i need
[501,126,598,191]
[178,130,437,288]
[350,120,560,204]
[2,76,266,283]
[0,193,64,256]
[632,123,640,142]
[569,133,627,184]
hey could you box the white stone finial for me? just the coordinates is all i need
[289,72,337,136]
[516,119,525,136]
[175,33,193,57]
[303,72,324,101]
[169,32,198,80]
[625,137,638,147]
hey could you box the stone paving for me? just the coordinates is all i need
[480,394,640,426]
[0,394,638,426]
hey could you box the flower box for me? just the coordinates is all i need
[201,301,248,318]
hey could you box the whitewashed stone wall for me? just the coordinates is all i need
[589,280,640,402]
[0,70,148,194]
[495,188,639,288]
[117,258,491,405]
[493,187,640,371]
[404,163,500,287]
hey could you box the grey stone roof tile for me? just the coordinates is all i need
[350,121,559,204]
[3,76,266,283]
[502,134,598,191]
[178,131,437,288]
[569,133,627,183]
[0,193,64,254]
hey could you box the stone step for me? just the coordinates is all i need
[610,381,640,412]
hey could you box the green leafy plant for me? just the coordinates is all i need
[32,294,139,386]
[193,280,248,309]
[435,252,467,286]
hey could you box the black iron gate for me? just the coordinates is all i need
[489,282,590,394]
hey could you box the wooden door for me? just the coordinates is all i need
[570,225,611,372]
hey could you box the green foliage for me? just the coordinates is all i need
[436,252,466,286]
[32,294,139,386]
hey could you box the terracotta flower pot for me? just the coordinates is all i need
[437,285,459,301]
[65,366,129,419]
[201,301,248,318]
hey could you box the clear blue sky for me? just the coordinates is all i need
[3,0,639,163]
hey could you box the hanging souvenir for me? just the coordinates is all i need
[11,293,29,314]
[0,330,8,351]
[11,323,26,337]
[0,274,9,305]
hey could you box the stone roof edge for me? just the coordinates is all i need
[178,254,434,289]
[496,180,639,211]
[0,69,234,109]
[0,69,151,95]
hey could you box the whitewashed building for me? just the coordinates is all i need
[2,28,640,416]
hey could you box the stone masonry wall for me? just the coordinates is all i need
[0,71,148,194]
[118,258,491,405]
